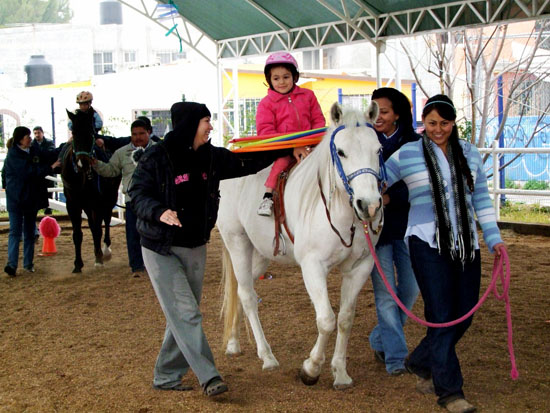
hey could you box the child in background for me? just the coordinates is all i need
[256,51,326,216]
[68,91,103,133]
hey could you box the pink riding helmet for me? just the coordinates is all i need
[265,51,298,70]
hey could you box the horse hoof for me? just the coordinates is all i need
[102,244,112,262]
[299,367,319,386]
[262,358,280,370]
[94,262,104,268]
[333,381,353,391]
[72,268,82,274]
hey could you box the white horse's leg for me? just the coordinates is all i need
[331,257,373,389]
[222,243,243,356]
[225,300,243,355]
[227,238,279,370]
[299,258,334,385]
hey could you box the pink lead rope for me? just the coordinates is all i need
[362,221,519,380]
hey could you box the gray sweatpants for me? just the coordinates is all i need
[142,245,220,387]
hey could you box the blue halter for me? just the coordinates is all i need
[329,123,387,206]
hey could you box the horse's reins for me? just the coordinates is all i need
[362,221,519,380]
[317,175,355,247]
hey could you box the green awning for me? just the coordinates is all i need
[156,0,550,58]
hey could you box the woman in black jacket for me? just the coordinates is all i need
[2,127,59,276]
[368,88,421,376]
[129,102,295,397]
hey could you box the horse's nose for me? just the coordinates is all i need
[355,196,381,218]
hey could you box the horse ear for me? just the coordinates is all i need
[365,100,379,124]
[330,103,343,125]
[66,109,75,121]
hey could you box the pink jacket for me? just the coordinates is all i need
[256,85,326,135]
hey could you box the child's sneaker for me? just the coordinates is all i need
[257,197,273,216]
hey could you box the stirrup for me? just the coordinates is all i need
[272,233,286,255]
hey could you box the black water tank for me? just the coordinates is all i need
[24,55,53,87]
[100,1,123,25]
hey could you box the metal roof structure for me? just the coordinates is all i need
[116,0,550,143]
[144,0,550,60]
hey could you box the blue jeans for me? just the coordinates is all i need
[407,236,481,405]
[7,209,38,270]
[369,240,419,373]
[125,203,144,272]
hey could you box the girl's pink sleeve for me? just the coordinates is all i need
[256,99,277,135]
[310,94,326,128]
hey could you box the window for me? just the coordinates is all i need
[225,98,261,137]
[303,50,321,70]
[342,94,372,111]
[155,50,187,65]
[124,51,137,64]
[172,51,186,60]
[93,51,115,75]
[132,109,171,138]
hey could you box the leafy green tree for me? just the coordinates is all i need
[0,0,72,25]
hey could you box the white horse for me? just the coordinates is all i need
[217,102,383,389]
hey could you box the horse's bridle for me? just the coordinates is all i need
[319,123,385,246]
[329,123,387,206]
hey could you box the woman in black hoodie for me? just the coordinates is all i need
[129,102,294,397]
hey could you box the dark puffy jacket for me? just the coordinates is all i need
[31,138,57,200]
[377,127,421,245]
[1,145,52,212]
[129,139,290,255]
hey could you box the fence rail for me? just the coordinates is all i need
[479,143,550,220]
[2,147,549,222]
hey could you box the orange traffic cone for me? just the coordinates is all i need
[38,216,60,257]
[41,236,57,256]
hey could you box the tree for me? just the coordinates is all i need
[0,0,72,26]
[401,21,550,151]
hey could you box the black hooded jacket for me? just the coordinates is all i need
[128,102,292,255]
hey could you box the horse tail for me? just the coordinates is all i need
[221,242,239,349]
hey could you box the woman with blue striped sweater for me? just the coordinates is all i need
[384,95,507,413]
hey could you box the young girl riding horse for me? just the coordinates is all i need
[256,51,326,216]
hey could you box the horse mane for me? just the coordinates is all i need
[293,107,366,221]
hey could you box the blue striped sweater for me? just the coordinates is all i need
[385,139,503,253]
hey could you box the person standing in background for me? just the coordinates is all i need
[368,88,421,376]
[92,119,154,276]
[2,126,59,276]
[32,126,56,215]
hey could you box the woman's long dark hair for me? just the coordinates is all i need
[422,94,474,192]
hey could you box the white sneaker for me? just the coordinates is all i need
[257,197,273,216]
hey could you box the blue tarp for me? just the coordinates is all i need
[482,116,550,182]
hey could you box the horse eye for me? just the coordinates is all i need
[337,149,346,158]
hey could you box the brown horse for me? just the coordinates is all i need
[61,109,121,273]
